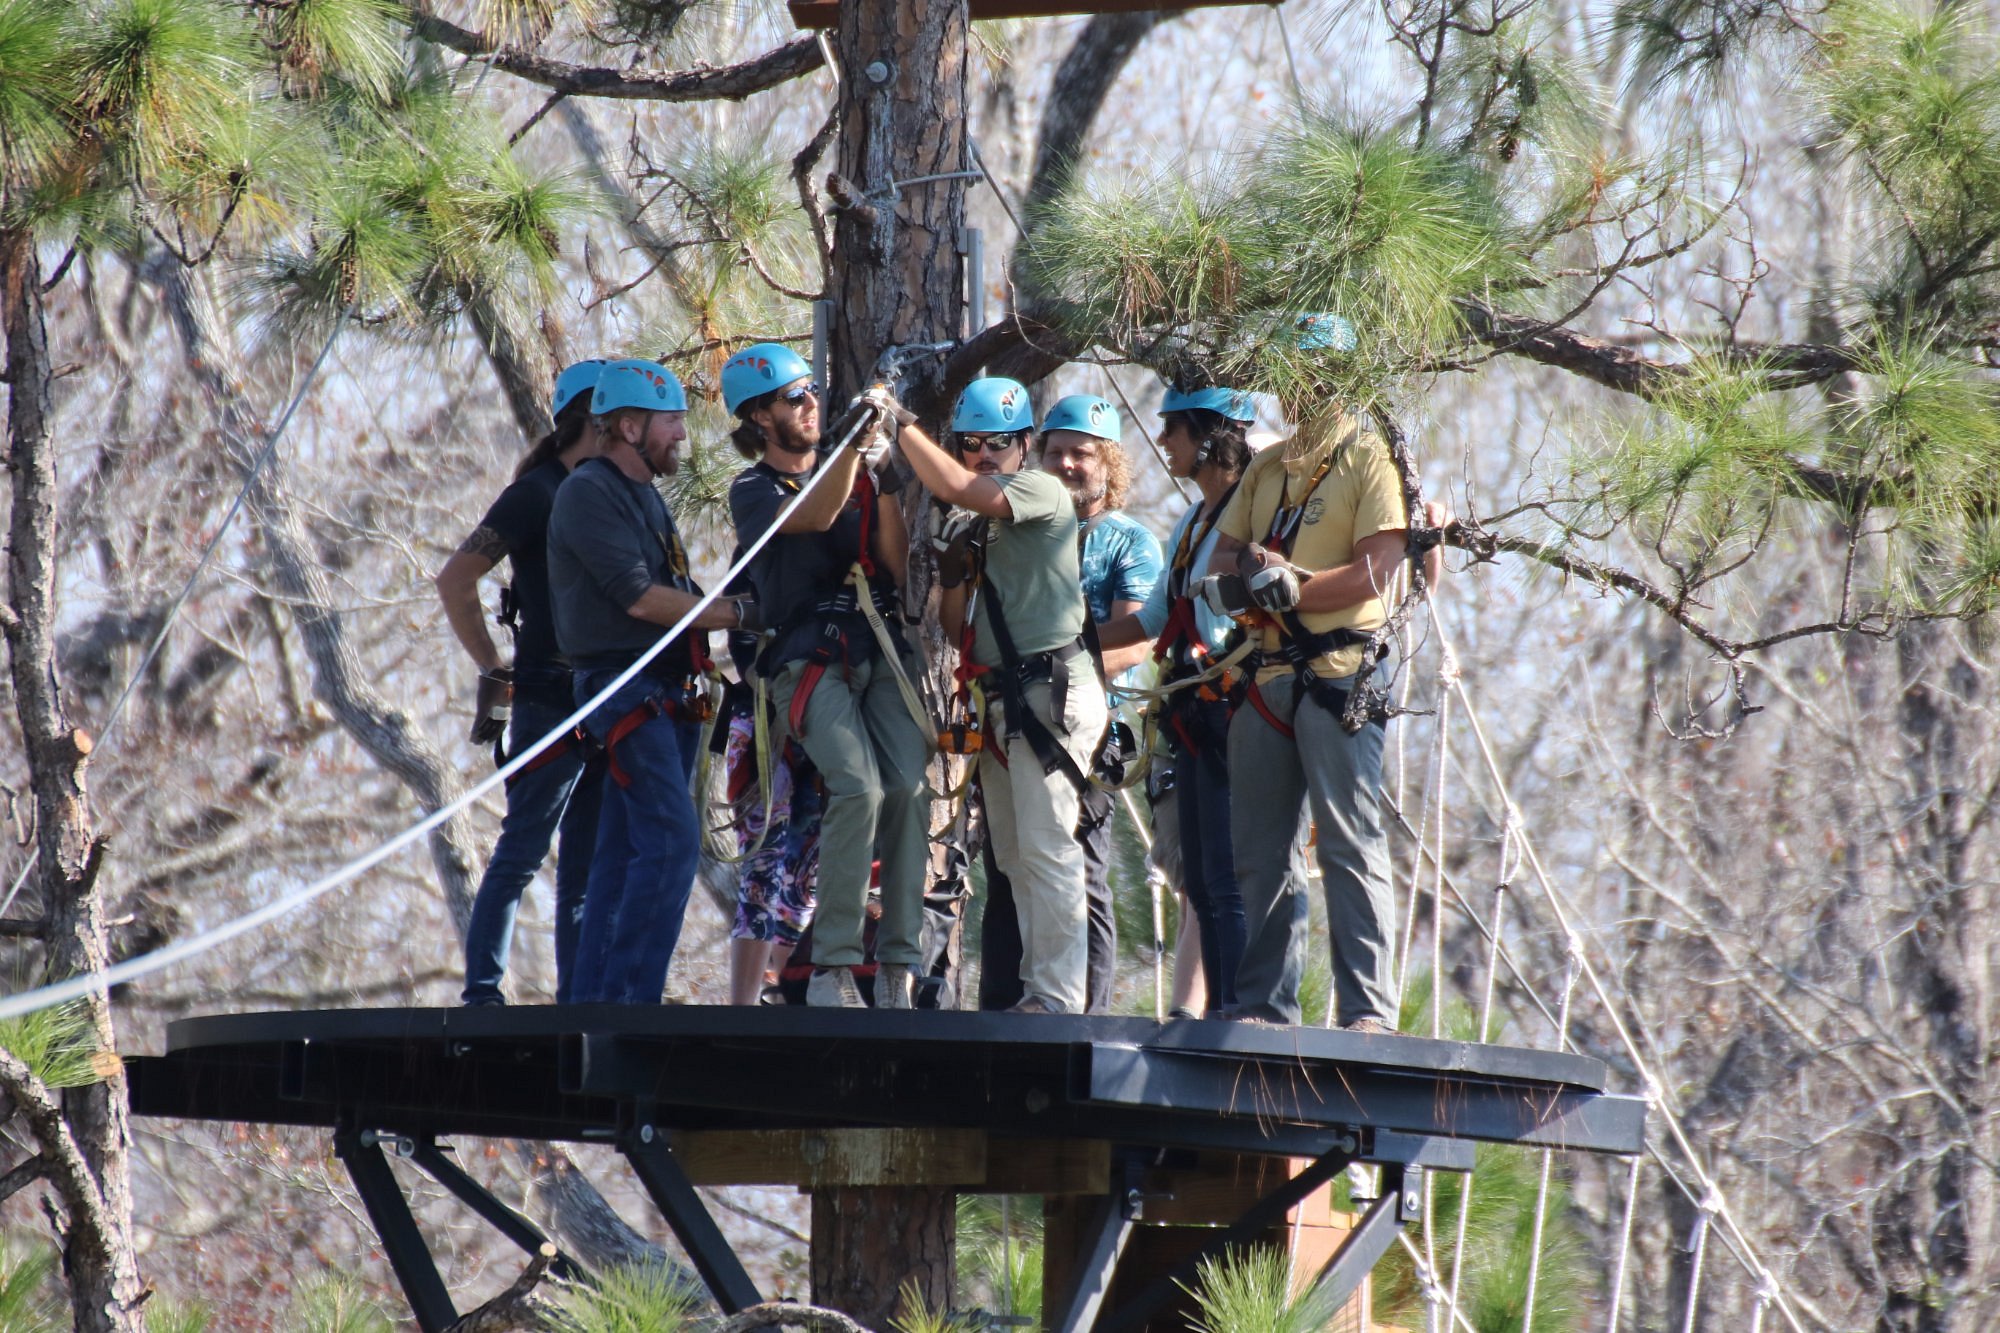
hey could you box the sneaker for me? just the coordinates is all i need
[876,964,915,1010]
[460,995,506,1008]
[1341,1016,1397,1036]
[1167,1007,1200,1020]
[806,966,865,1009]
[1007,995,1061,1015]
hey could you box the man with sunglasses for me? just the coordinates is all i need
[724,343,927,1009]
[870,377,1107,1015]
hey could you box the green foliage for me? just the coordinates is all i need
[1023,116,1531,415]
[0,1239,61,1333]
[0,0,76,184]
[147,1295,212,1333]
[0,998,106,1089]
[956,1195,1043,1325]
[550,1260,700,1333]
[1612,0,1794,90]
[1814,0,2000,323]
[1183,1244,1334,1333]
[291,1275,393,1333]
[74,0,259,175]
[263,0,406,101]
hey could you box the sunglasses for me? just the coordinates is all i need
[779,382,820,405]
[959,435,1021,454]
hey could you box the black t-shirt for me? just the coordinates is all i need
[478,458,568,674]
[729,457,896,674]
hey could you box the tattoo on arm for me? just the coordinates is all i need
[457,525,509,563]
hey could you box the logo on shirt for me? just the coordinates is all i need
[1302,497,1326,526]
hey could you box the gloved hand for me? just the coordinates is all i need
[858,384,916,427]
[728,596,766,634]
[1246,561,1303,614]
[1197,573,1251,620]
[856,420,894,471]
[471,668,513,745]
[933,516,985,590]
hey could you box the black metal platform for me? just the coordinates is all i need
[127,1007,1647,1332]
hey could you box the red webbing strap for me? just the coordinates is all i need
[1244,679,1295,741]
[604,698,666,788]
[789,661,826,740]
[853,469,877,578]
[503,731,576,788]
[1151,597,1199,664]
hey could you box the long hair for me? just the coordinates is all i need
[1098,439,1133,511]
[514,396,593,480]
[1164,408,1251,479]
[729,389,778,459]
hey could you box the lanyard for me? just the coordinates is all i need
[1263,456,1335,556]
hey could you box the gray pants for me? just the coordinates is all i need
[1228,674,1397,1026]
[771,651,932,969]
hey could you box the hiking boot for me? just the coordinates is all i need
[1341,1016,1397,1036]
[806,966,865,1009]
[1007,995,1061,1015]
[876,964,915,1010]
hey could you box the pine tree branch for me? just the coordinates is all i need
[406,11,823,102]
[1460,304,1863,398]
[0,1049,132,1313]
[714,1302,875,1333]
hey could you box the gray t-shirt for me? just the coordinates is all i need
[547,457,702,672]
[969,470,1084,668]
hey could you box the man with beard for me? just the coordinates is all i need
[548,358,749,1005]
[874,378,1108,1014]
[974,394,1162,1013]
[723,343,927,1009]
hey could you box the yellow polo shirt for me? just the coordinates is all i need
[1215,415,1407,683]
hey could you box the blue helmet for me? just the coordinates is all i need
[1040,394,1120,442]
[552,359,606,417]
[1159,386,1256,422]
[952,377,1035,434]
[1295,312,1358,353]
[720,342,813,415]
[591,358,687,415]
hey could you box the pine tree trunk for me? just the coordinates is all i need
[2,226,147,1333]
[817,0,970,1311]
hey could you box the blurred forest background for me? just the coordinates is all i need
[2,0,1997,1329]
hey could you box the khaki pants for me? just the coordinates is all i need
[771,651,932,969]
[978,677,1109,1013]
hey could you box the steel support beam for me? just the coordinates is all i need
[1046,1158,1143,1333]
[334,1130,457,1333]
[1313,1165,1420,1313]
[1095,1146,1356,1333]
[1075,1045,1647,1155]
[408,1139,580,1282]
[622,1127,762,1313]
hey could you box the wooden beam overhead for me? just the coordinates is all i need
[789,1,1279,30]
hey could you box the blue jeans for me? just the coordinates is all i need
[1173,699,1246,1013]
[569,669,702,1005]
[461,683,605,1004]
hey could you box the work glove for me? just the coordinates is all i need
[858,385,916,427]
[856,419,894,472]
[1246,562,1303,614]
[470,668,513,745]
[932,514,986,590]
[1197,573,1251,620]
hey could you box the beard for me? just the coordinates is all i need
[1065,477,1107,510]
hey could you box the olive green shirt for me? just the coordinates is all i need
[969,470,1084,668]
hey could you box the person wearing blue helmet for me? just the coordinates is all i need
[1093,384,1262,1015]
[971,393,1162,1014]
[1204,382,1450,1032]
[869,377,1109,1015]
[722,342,929,1010]
[548,357,752,1004]
[438,358,607,1005]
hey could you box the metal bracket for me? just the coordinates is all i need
[1046,1154,1147,1333]
[621,1125,762,1314]
[407,1139,581,1282]
[334,1128,457,1333]
[1311,1164,1419,1312]
[1094,1144,1358,1333]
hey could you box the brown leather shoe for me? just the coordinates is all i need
[1340,1017,1397,1036]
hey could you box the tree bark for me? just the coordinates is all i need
[818,1,970,1310]
[468,292,556,446]
[810,1186,956,1330]
[2,225,147,1332]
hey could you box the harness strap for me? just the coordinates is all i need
[790,661,828,740]
[1244,679,1295,740]
[848,564,936,748]
[604,698,667,789]
[501,728,587,787]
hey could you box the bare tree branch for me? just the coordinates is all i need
[407,12,823,103]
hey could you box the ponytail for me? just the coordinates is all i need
[513,396,593,480]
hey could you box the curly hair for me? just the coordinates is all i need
[1043,433,1134,511]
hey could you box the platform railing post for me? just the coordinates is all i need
[334,1129,458,1333]
[621,1123,762,1313]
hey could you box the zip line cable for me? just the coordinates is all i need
[0,406,879,1023]
[0,311,352,922]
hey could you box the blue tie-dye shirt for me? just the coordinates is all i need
[1079,511,1164,694]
